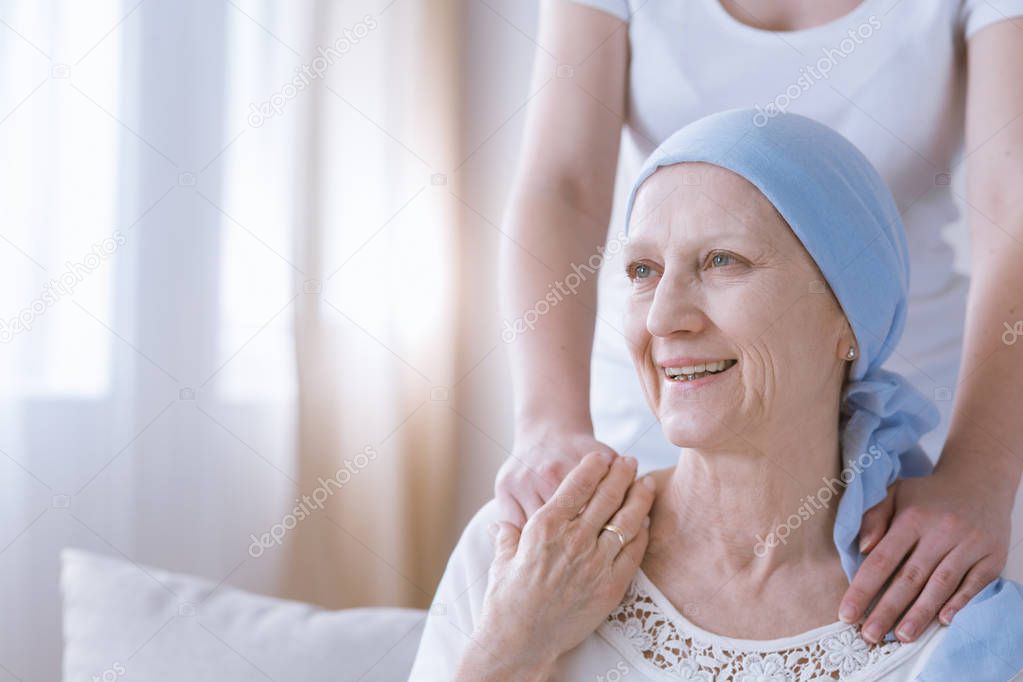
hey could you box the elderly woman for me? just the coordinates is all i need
[407,110,1023,681]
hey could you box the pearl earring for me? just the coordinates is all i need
[846,346,856,360]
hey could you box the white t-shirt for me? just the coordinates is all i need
[561,0,1023,470]
[407,498,950,681]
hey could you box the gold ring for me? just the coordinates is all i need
[601,523,626,547]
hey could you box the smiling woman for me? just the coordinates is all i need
[409,109,1023,681]
[622,161,851,449]
[621,158,855,447]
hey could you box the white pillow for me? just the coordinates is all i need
[60,549,426,682]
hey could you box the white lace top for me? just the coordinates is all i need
[598,569,947,681]
[407,500,949,681]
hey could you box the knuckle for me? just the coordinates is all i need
[516,467,535,485]
[965,527,993,549]
[540,458,564,480]
[538,460,561,483]
[550,490,579,512]
[900,505,926,528]
[532,509,559,535]
[897,563,926,587]
[935,512,963,536]
[504,467,528,487]
[866,548,899,572]
[929,566,960,592]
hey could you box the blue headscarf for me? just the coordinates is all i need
[623,109,1023,676]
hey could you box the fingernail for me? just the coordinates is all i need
[939,607,955,625]
[896,621,917,640]
[838,602,857,623]
[597,451,612,463]
[862,623,881,643]
[643,475,656,490]
[859,536,872,553]
[624,455,637,468]
[643,516,650,528]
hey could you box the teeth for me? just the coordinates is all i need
[665,359,736,380]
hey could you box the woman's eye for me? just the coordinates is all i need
[709,252,739,268]
[627,262,656,281]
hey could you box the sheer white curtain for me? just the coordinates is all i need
[1,0,470,676]
[0,1,315,678]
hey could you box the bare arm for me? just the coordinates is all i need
[945,17,1023,490]
[840,17,1023,643]
[495,0,628,525]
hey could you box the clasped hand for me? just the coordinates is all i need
[471,452,655,677]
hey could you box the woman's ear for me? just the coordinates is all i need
[836,320,856,362]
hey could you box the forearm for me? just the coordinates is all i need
[498,184,611,433]
[493,0,626,437]
[939,215,1023,495]
[948,18,1023,496]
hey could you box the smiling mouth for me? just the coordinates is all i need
[663,359,738,382]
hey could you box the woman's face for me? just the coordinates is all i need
[623,162,851,448]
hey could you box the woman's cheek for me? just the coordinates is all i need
[714,287,773,338]
[623,298,650,352]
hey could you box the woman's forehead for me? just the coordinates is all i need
[629,164,789,246]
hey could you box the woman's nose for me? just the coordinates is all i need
[646,273,706,338]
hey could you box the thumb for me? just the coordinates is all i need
[488,521,521,561]
[859,484,896,553]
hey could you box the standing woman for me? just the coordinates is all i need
[496,0,1023,645]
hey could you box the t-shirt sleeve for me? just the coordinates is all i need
[406,499,503,681]
[960,0,1023,39]
[563,0,630,22]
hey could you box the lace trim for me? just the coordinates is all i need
[605,572,905,681]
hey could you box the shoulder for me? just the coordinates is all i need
[429,499,504,605]
[453,497,504,566]
[406,499,507,680]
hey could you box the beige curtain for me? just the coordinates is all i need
[287,0,464,609]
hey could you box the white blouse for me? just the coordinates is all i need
[407,499,949,681]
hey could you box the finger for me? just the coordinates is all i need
[860,537,955,643]
[534,460,566,502]
[489,521,522,562]
[612,518,650,579]
[939,555,1002,625]
[580,455,637,530]
[542,451,615,522]
[894,544,975,641]
[495,489,526,529]
[519,488,547,523]
[859,485,897,554]
[598,474,657,558]
[838,518,918,625]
